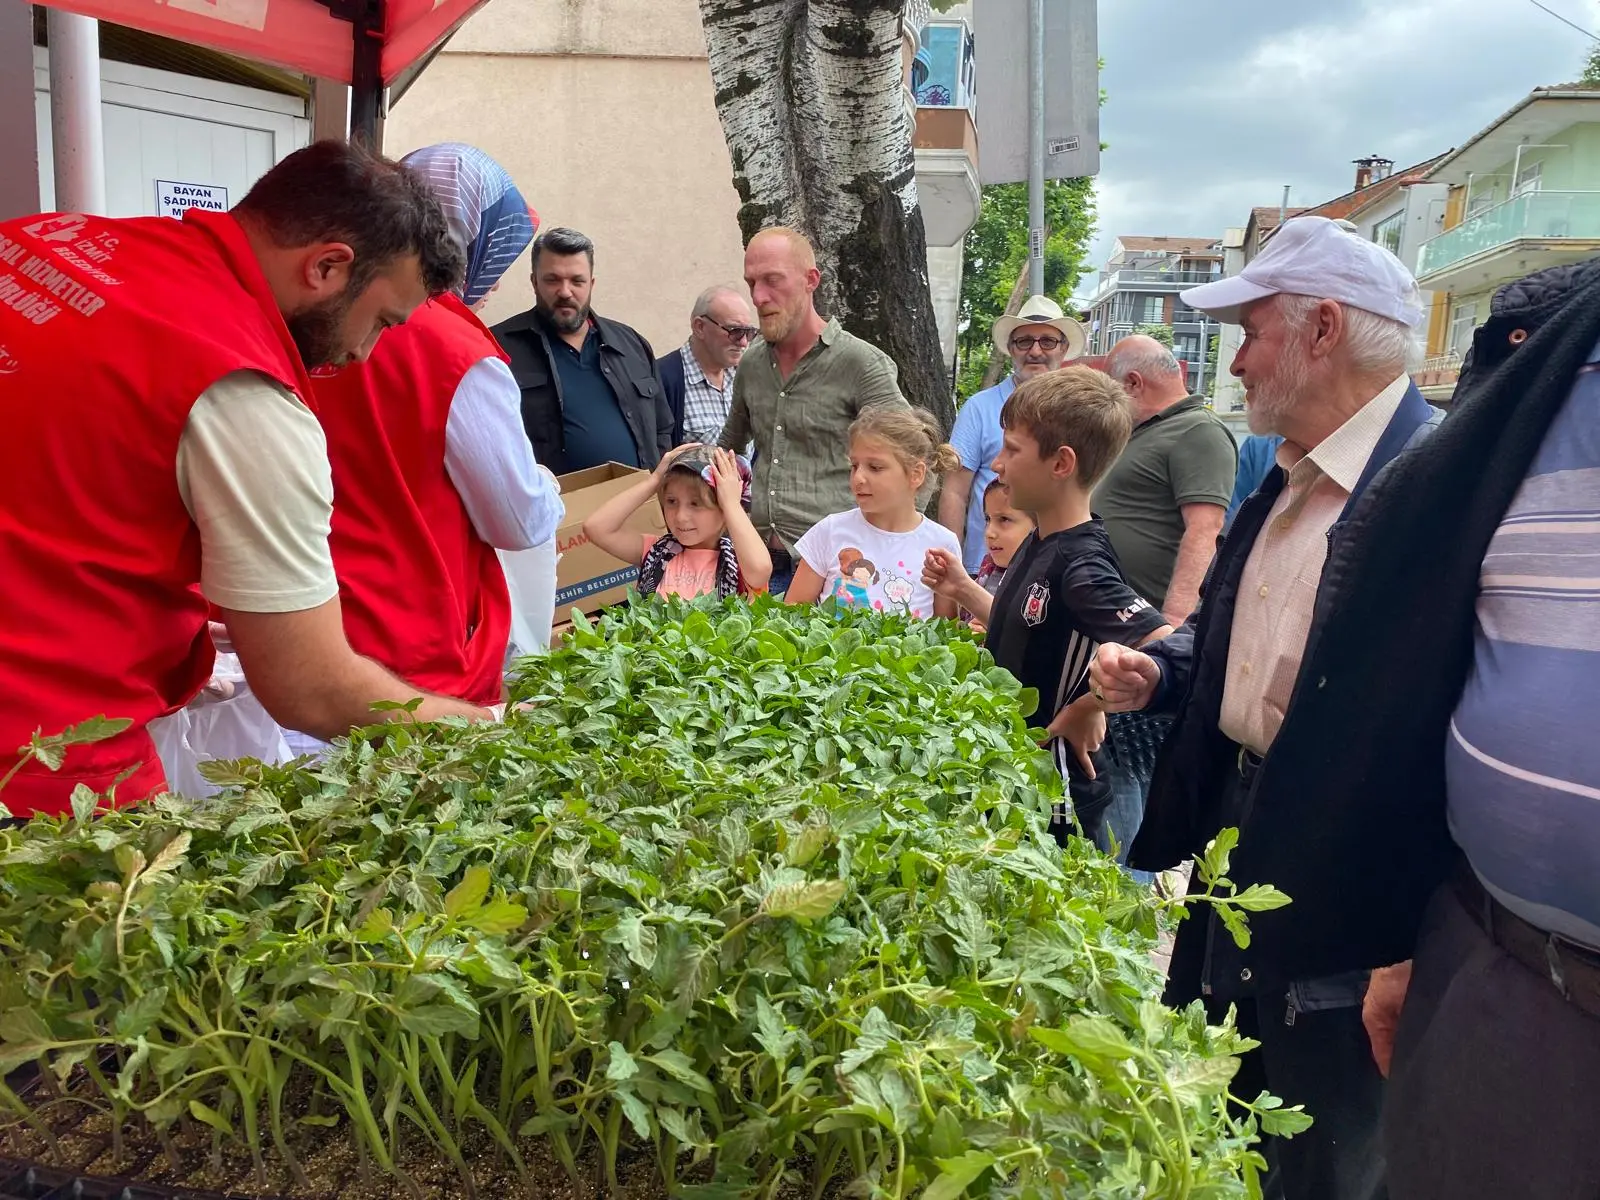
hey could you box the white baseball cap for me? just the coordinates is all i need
[1180,215,1424,328]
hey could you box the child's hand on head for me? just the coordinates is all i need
[711,448,744,511]
[655,443,701,479]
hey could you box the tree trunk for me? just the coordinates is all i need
[697,0,953,431]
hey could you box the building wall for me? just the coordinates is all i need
[383,0,747,351]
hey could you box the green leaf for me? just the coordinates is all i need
[924,1150,998,1200]
[459,939,521,987]
[1031,1017,1136,1063]
[759,878,847,921]
[142,831,192,881]
[188,1099,235,1136]
[69,784,100,821]
[716,816,750,865]
[397,1003,479,1039]
[784,821,829,868]
[1217,904,1253,950]
[1230,883,1293,912]
[642,1048,714,1095]
[0,1008,53,1046]
[444,864,490,919]
[839,1006,897,1073]
[1168,1055,1240,1103]
[928,1106,965,1161]
[657,1105,711,1151]
[464,897,527,936]
[1260,1105,1315,1137]
[112,987,169,1039]
[606,1041,639,1082]
[604,910,658,969]
[617,1087,651,1138]
[1200,826,1241,884]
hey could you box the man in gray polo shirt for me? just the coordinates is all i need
[719,227,908,587]
[1096,335,1237,625]
[1090,335,1236,873]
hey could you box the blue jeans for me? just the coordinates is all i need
[1093,712,1172,886]
[1094,756,1155,886]
[768,561,794,599]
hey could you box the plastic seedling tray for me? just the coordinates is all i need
[0,1159,252,1200]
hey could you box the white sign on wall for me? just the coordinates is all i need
[155,180,230,220]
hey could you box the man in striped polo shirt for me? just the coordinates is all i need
[1352,260,1600,1199]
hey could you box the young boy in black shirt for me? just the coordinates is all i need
[925,366,1172,845]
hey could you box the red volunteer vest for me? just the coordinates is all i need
[313,294,512,705]
[0,210,314,817]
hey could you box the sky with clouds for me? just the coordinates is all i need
[1077,0,1593,297]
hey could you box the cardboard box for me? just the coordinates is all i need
[552,463,664,622]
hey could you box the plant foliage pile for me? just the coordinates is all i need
[0,598,1300,1198]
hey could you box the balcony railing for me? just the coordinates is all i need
[1093,268,1220,300]
[1416,190,1600,279]
[1102,269,1219,286]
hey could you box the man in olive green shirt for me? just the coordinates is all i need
[1095,335,1237,625]
[719,228,908,573]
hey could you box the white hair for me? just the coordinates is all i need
[692,284,751,320]
[1107,340,1183,382]
[1277,294,1423,375]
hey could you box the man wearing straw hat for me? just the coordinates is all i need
[938,296,1086,572]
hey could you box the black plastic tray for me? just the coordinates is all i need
[0,1159,247,1200]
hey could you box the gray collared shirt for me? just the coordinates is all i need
[719,317,907,554]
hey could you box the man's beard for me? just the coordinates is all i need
[1245,342,1312,436]
[759,300,802,345]
[287,293,353,369]
[539,296,590,334]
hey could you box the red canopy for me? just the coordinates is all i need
[32,0,483,114]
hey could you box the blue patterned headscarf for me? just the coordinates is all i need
[400,143,538,308]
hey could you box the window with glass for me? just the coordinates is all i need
[1140,295,1164,324]
[1448,299,1479,357]
[1372,212,1404,257]
[1513,160,1543,197]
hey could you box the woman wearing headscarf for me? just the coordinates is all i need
[300,144,562,734]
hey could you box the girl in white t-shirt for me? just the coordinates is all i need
[787,407,963,620]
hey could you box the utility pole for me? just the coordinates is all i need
[1026,0,1045,295]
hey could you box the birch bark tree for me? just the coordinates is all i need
[696,0,953,429]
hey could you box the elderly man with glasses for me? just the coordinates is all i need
[938,296,1087,572]
[659,284,759,446]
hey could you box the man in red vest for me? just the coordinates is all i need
[302,144,563,741]
[0,140,498,819]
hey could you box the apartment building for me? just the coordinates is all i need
[1084,236,1224,392]
[1414,86,1600,402]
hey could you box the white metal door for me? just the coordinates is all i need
[34,50,310,216]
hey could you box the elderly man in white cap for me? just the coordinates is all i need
[1086,217,1438,1200]
[938,296,1085,571]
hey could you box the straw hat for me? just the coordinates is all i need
[992,295,1087,359]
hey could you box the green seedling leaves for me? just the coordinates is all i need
[758,879,847,921]
[0,599,1289,1199]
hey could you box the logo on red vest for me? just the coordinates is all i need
[0,345,17,374]
[21,214,88,245]
[1022,581,1050,626]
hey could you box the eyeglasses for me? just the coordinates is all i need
[1010,335,1065,352]
[704,317,759,342]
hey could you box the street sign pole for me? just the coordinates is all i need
[1027,0,1045,296]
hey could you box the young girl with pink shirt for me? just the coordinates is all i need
[583,446,772,600]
